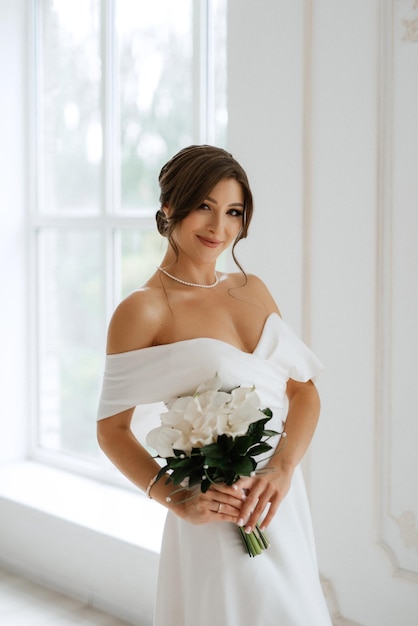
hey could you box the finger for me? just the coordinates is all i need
[259,499,280,530]
[242,498,269,533]
[232,477,251,492]
[243,490,283,532]
[238,491,263,526]
[209,485,246,507]
[211,500,240,521]
[209,483,243,498]
[237,483,274,529]
[210,494,242,514]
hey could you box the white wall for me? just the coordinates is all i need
[228,0,307,329]
[228,1,418,625]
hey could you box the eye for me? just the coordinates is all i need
[198,203,211,211]
[228,208,244,217]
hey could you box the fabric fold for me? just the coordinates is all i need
[97,313,324,421]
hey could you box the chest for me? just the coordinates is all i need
[157,293,268,353]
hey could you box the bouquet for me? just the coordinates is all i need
[146,374,286,557]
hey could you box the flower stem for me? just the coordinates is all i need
[238,523,270,557]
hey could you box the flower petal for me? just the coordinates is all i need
[146,426,182,457]
[195,374,222,394]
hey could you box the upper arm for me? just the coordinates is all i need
[97,406,136,438]
[286,378,319,409]
[106,289,163,354]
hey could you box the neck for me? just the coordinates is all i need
[159,252,217,284]
[157,265,219,289]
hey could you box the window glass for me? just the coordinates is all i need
[117,228,164,298]
[210,0,228,147]
[33,0,227,469]
[117,0,194,211]
[37,229,104,456]
[40,0,102,213]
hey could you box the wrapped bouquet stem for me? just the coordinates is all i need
[146,374,287,557]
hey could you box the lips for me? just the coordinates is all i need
[196,235,223,248]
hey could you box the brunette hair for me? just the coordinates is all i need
[156,145,253,267]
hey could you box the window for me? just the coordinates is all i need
[30,0,227,475]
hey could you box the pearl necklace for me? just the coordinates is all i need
[157,266,219,289]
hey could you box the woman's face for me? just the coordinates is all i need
[168,178,244,264]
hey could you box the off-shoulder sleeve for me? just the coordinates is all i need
[97,314,324,421]
[97,345,174,420]
[255,314,324,383]
[97,350,157,420]
[97,342,219,421]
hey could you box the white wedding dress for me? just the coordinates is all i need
[98,313,332,626]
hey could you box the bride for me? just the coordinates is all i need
[97,144,332,625]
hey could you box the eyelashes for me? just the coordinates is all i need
[198,203,243,217]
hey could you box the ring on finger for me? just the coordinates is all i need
[217,502,223,514]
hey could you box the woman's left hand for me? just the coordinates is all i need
[233,464,294,533]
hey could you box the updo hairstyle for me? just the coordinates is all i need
[156,145,253,254]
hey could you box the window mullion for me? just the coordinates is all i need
[206,0,216,145]
[193,0,209,143]
[102,0,118,215]
[101,0,119,318]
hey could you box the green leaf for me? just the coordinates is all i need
[247,419,268,437]
[202,457,223,468]
[171,466,196,485]
[200,480,211,493]
[189,469,205,488]
[230,435,253,456]
[200,444,227,460]
[155,465,169,484]
[230,456,256,475]
[216,434,235,452]
[172,448,187,457]
[248,442,273,456]
[169,458,193,470]
[262,429,279,438]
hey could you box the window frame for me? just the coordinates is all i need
[27,0,227,483]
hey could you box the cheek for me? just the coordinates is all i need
[177,213,200,232]
[171,216,196,242]
[230,220,243,239]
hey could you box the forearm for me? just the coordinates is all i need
[235,380,321,532]
[97,421,186,511]
[267,380,321,474]
[97,419,244,525]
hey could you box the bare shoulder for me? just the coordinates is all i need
[225,272,282,316]
[106,286,166,354]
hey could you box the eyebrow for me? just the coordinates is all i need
[206,196,245,208]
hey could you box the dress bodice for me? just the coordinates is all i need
[97,313,323,430]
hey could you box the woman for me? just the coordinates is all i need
[97,145,332,625]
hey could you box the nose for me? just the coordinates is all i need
[206,211,224,234]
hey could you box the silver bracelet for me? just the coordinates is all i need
[145,473,159,499]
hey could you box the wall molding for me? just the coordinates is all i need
[402,0,418,41]
[375,0,418,583]
[321,578,364,626]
